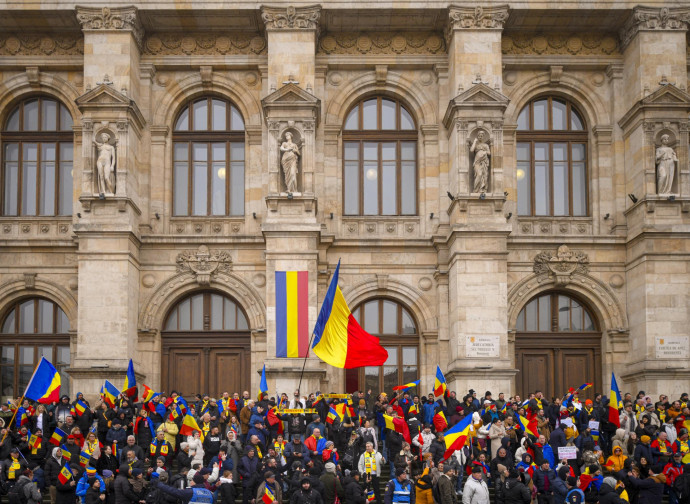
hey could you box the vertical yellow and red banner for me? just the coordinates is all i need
[275,271,309,358]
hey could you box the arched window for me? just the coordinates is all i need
[172,98,245,216]
[514,292,600,400]
[2,97,74,216]
[345,298,418,394]
[0,298,70,401]
[516,97,587,217]
[343,97,417,216]
[161,292,250,398]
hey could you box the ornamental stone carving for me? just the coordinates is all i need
[318,32,445,55]
[448,5,510,32]
[176,245,232,286]
[619,6,690,50]
[656,134,678,195]
[533,245,590,286]
[0,34,84,55]
[143,33,266,55]
[76,6,144,46]
[501,33,619,55]
[261,5,321,32]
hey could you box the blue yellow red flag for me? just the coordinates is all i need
[442,414,473,459]
[275,271,309,358]
[24,357,61,404]
[434,366,447,397]
[50,428,67,446]
[258,365,268,400]
[608,373,622,428]
[102,380,120,408]
[326,407,337,425]
[393,380,420,391]
[123,359,137,401]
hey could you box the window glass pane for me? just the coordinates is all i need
[571,109,584,130]
[210,294,223,330]
[19,300,34,333]
[40,144,56,215]
[1,364,15,401]
[362,99,377,130]
[24,100,39,131]
[381,145,396,216]
[525,299,537,331]
[402,347,417,365]
[19,346,33,365]
[230,106,244,131]
[6,107,20,131]
[381,100,396,129]
[41,100,57,131]
[211,143,226,215]
[212,100,226,131]
[231,142,244,161]
[363,161,378,215]
[517,106,530,130]
[18,346,34,393]
[573,162,586,216]
[2,347,14,363]
[178,298,190,330]
[4,143,19,215]
[344,106,358,130]
[401,142,415,161]
[400,107,414,130]
[352,308,360,323]
[59,104,73,131]
[192,143,208,215]
[381,143,395,161]
[165,310,178,331]
[174,143,189,215]
[401,161,416,215]
[384,347,398,366]
[22,143,38,215]
[402,366,417,388]
[553,143,568,216]
[175,107,189,131]
[364,367,378,396]
[237,309,248,330]
[2,310,15,333]
[224,298,236,330]
[572,143,585,162]
[538,295,551,331]
[57,308,69,333]
[56,346,70,365]
[517,161,531,216]
[344,142,359,160]
[59,144,73,216]
[401,309,416,334]
[534,143,549,216]
[363,301,379,334]
[533,100,547,130]
[382,301,397,334]
[38,346,52,361]
[516,309,525,331]
[344,161,359,215]
[37,300,53,333]
[230,161,244,216]
[552,100,567,130]
[558,296,570,331]
[584,312,594,331]
[572,301,583,331]
[191,294,203,331]
[383,367,397,393]
[193,99,208,130]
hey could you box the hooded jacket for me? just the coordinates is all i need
[597,483,628,504]
[45,447,67,486]
[503,477,530,504]
[628,474,666,504]
[113,464,140,504]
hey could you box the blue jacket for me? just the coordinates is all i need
[532,468,556,493]
[238,455,260,485]
[76,473,105,504]
[634,443,654,465]
[247,426,269,446]
[422,402,436,426]
[541,444,556,468]
[549,427,566,453]
[208,455,234,472]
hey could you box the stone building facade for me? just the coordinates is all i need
[1,2,689,403]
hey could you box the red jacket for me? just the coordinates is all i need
[663,462,683,486]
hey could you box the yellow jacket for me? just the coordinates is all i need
[158,420,179,449]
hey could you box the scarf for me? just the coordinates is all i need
[150,439,168,457]
[364,451,377,473]
[8,457,21,479]
[273,441,286,455]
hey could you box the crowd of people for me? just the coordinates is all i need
[0,386,689,504]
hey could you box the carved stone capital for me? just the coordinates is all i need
[447,4,509,36]
[619,6,690,51]
[176,245,232,286]
[533,245,589,287]
[261,5,321,34]
[75,6,144,47]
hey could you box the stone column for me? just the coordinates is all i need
[69,6,145,399]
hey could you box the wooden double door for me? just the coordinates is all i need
[161,334,250,399]
[515,334,601,401]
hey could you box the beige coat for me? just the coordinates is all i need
[158,420,179,450]
[488,423,506,459]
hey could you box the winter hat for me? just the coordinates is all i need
[132,468,143,477]
[603,477,617,488]
[641,435,651,444]
[557,466,570,481]
[150,472,159,479]
[193,473,205,485]
[496,464,507,474]
[567,476,577,487]
[264,471,275,479]
[300,478,311,486]
[88,477,97,486]
[471,465,482,474]
[86,467,97,477]
[325,462,336,474]
[395,468,406,477]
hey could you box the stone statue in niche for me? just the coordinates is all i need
[280,131,300,193]
[94,132,117,198]
[471,130,491,193]
[656,134,677,195]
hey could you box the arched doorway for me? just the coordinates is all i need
[514,292,601,401]
[161,291,250,399]
[345,298,418,395]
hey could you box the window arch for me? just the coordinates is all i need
[172,97,245,216]
[2,97,74,216]
[516,96,587,217]
[0,297,70,401]
[515,292,597,333]
[343,97,417,216]
[345,298,418,394]
[161,291,250,399]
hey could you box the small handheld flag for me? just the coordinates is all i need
[608,373,622,428]
[382,414,411,443]
[50,428,67,446]
[179,414,202,436]
[24,357,61,404]
[123,359,137,401]
[28,433,41,449]
[366,489,375,503]
[102,380,121,408]
[58,465,73,484]
[79,450,91,467]
[434,366,447,397]
[433,411,448,432]
[326,407,337,425]
[393,380,420,392]
[74,400,87,417]
[261,486,275,504]
[258,365,268,400]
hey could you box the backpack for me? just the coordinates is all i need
[144,486,161,504]
[565,487,585,504]
[8,479,31,504]
[431,479,442,504]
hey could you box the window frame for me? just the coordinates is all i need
[172,97,245,217]
[1,97,74,216]
[515,292,599,333]
[163,291,249,333]
[342,97,418,216]
[516,97,589,217]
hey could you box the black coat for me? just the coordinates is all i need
[343,477,365,504]
[597,484,628,504]
[290,487,325,504]
[113,469,140,504]
[44,455,66,486]
[217,482,236,504]
[628,476,665,504]
[504,478,531,504]
[55,476,77,504]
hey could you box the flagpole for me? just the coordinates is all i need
[296,331,318,395]
[0,358,44,444]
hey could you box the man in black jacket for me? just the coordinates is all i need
[113,464,143,504]
[343,471,366,504]
[290,478,324,504]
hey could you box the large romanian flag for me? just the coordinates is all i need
[382,414,411,443]
[608,372,622,428]
[102,380,120,408]
[443,414,473,459]
[275,271,309,358]
[312,261,388,368]
[179,414,202,436]
[434,366,447,397]
[24,357,61,404]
